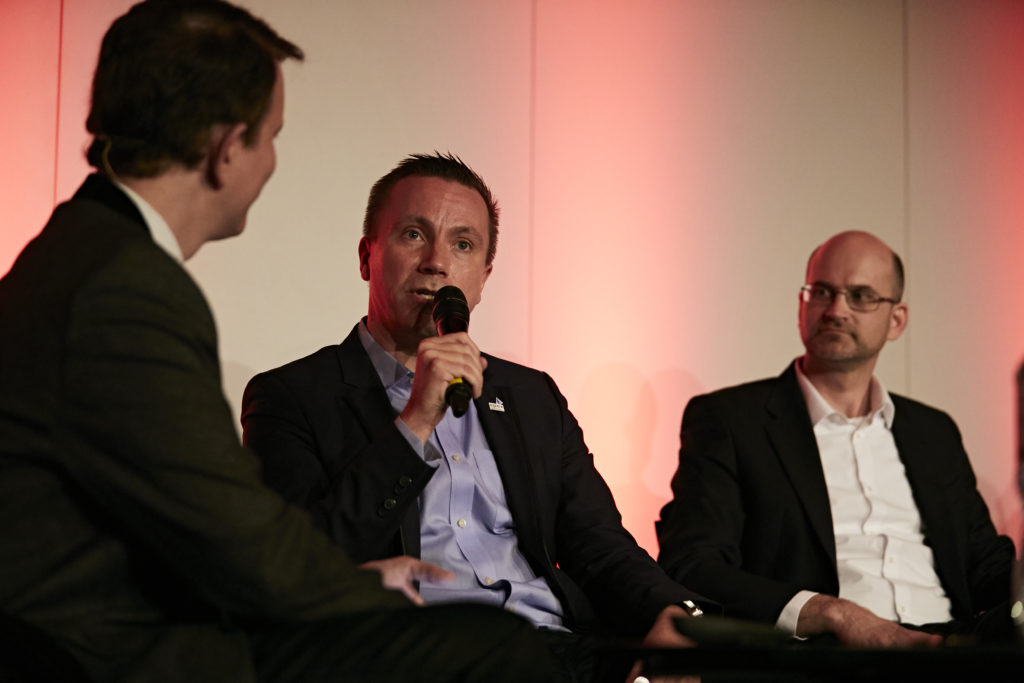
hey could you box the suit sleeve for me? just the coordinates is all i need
[241,358,434,562]
[657,394,809,623]
[540,373,705,634]
[58,243,409,620]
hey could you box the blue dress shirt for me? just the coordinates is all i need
[357,323,566,630]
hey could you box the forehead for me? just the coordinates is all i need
[378,175,488,232]
[807,237,895,292]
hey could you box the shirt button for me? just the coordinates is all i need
[888,557,895,564]
[899,605,907,613]
[457,519,467,528]
[382,497,397,510]
[484,576,494,585]
[452,454,462,462]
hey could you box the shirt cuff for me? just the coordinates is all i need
[394,417,442,464]
[777,590,817,635]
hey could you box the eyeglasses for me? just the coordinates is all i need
[800,284,899,312]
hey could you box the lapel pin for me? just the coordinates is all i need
[488,397,505,413]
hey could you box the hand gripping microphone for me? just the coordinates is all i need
[431,285,473,417]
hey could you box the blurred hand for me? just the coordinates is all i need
[360,556,455,606]
[626,605,699,683]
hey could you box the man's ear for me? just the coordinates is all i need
[887,302,909,342]
[358,236,371,282]
[205,123,248,190]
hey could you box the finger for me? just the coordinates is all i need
[414,561,456,583]
[399,582,426,607]
[418,346,484,387]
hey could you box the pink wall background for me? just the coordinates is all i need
[3,0,1022,556]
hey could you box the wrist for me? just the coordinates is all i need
[797,593,843,636]
[397,411,435,444]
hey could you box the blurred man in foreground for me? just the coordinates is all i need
[0,2,555,681]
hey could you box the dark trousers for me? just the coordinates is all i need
[249,603,558,683]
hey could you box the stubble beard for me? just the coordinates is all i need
[805,325,877,370]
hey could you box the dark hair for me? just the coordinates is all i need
[86,0,303,177]
[890,251,905,301]
[363,152,500,265]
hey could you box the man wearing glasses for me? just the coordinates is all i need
[657,230,1014,646]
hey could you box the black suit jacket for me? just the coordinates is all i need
[0,176,408,683]
[656,362,1014,625]
[242,326,702,635]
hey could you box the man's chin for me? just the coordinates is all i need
[806,346,875,371]
[413,309,438,339]
[806,337,860,362]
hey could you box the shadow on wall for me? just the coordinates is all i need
[222,361,258,437]
[578,363,706,557]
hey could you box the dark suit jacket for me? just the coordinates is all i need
[242,326,702,635]
[0,176,408,683]
[656,363,1014,625]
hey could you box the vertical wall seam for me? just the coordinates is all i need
[902,0,912,394]
[527,0,537,365]
[53,0,65,207]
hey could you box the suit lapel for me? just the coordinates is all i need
[474,372,546,559]
[891,402,968,612]
[765,364,838,568]
[332,326,422,557]
[333,327,399,432]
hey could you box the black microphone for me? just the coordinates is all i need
[431,285,473,417]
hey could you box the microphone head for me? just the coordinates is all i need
[432,285,469,335]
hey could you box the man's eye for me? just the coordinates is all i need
[404,229,422,240]
[455,240,471,251]
[850,288,878,304]
[812,286,833,298]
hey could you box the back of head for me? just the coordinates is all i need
[86,0,303,178]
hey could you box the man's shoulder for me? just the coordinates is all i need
[2,183,194,333]
[692,372,789,407]
[250,344,345,386]
[481,352,551,386]
[889,392,958,429]
[17,188,151,270]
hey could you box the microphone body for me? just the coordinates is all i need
[431,286,472,417]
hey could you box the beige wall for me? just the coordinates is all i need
[3,0,1022,554]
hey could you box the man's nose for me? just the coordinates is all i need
[419,240,450,275]
[823,290,852,317]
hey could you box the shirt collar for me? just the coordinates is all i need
[109,176,184,263]
[357,319,414,389]
[794,358,895,429]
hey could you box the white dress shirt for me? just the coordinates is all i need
[776,362,953,633]
[111,177,183,263]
